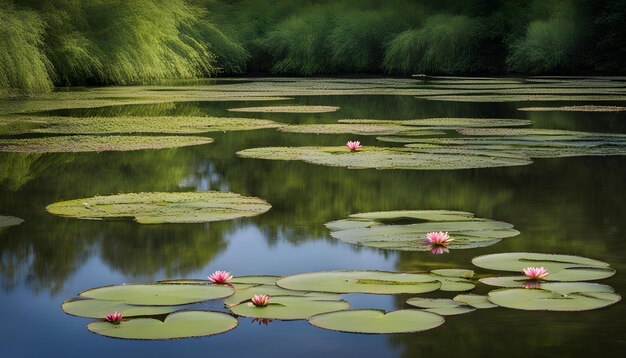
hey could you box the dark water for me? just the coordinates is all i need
[1,94,626,357]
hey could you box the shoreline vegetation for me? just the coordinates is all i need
[1,0,625,95]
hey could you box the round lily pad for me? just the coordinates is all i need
[326,210,519,251]
[472,252,615,281]
[88,311,238,340]
[228,106,339,113]
[339,118,531,128]
[424,306,475,316]
[406,298,459,309]
[433,275,475,292]
[518,106,626,112]
[224,285,340,306]
[278,123,413,135]
[230,276,281,285]
[80,284,234,306]
[7,116,284,135]
[487,282,621,311]
[0,215,23,229]
[453,294,498,309]
[276,271,441,294]
[479,276,530,288]
[237,146,532,170]
[62,299,178,319]
[229,296,350,320]
[308,309,445,334]
[431,269,475,278]
[0,135,213,153]
[46,191,271,224]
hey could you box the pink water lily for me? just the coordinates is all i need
[425,232,454,246]
[429,245,449,255]
[251,294,270,307]
[346,141,362,151]
[523,267,549,280]
[208,270,233,284]
[104,312,123,323]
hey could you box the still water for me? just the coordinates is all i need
[1,91,625,357]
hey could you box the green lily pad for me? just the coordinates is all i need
[46,191,271,224]
[424,306,476,316]
[276,271,441,294]
[431,269,475,278]
[230,276,281,285]
[433,275,475,292]
[224,285,340,306]
[472,252,615,281]
[339,118,531,128]
[406,298,459,309]
[308,309,445,334]
[62,299,178,319]
[487,282,621,311]
[518,106,626,112]
[0,215,23,228]
[3,116,284,135]
[457,128,626,139]
[228,106,339,113]
[453,294,498,309]
[326,210,519,251]
[479,276,530,288]
[278,123,413,135]
[229,296,349,320]
[80,284,234,305]
[0,135,212,153]
[88,311,238,340]
[236,146,532,170]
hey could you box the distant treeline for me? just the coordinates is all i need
[1,0,625,94]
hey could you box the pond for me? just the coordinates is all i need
[0,78,625,357]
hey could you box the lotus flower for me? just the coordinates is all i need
[104,312,123,323]
[346,141,362,151]
[429,245,450,255]
[425,232,454,246]
[522,280,542,289]
[523,267,549,280]
[251,294,270,307]
[208,270,233,284]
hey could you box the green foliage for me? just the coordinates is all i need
[0,2,53,94]
[383,15,498,75]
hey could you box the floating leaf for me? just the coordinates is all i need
[229,296,349,320]
[0,215,23,229]
[276,271,441,294]
[4,116,284,135]
[326,210,519,251]
[433,275,475,292]
[80,284,234,306]
[228,106,339,113]
[46,191,271,224]
[308,309,445,334]
[406,298,459,309]
[230,276,281,285]
[424,306,475,316]
[431,269,475,278]
[487,283,621,311]
[479,276,529,288]
[453,294,498,309]
[236,146,532,170]
[224,285,340,306]
[278,123,413,135]
[0,135,213,153]
[518,106,626,112]
[62,299,178,319]
[472,252,615,281]
[88,311,238,340]
[339,118,531,128]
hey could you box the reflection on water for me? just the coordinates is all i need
[1,93,625,357]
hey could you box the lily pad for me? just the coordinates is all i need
[224,285,340,306]
[237,146,531,170]
[46,191,271,224]
[431,269,475,278]
[453,294,498,309]
[0,215,23,228]
[4,116,284,135]
[339,118,531,128]
[80,284,234,305]
[518,106,626,112]
[472,252,615,281]
[276,271,441,294]
[406,298,459,309]
[308,309,445,334]
[424,306,476,316]
[230,276,281,285]
[229,296,349,320]
[88,311,238,340]
[278,123,413,135]
[0,135,212,153]
[62,299,178,319]
[479,276,530,288]
[326,210,519,251]
[434,275,476,292]
[487,282,621,311]
[228,106,339,113]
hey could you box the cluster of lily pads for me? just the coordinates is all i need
[62,253,619,340]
